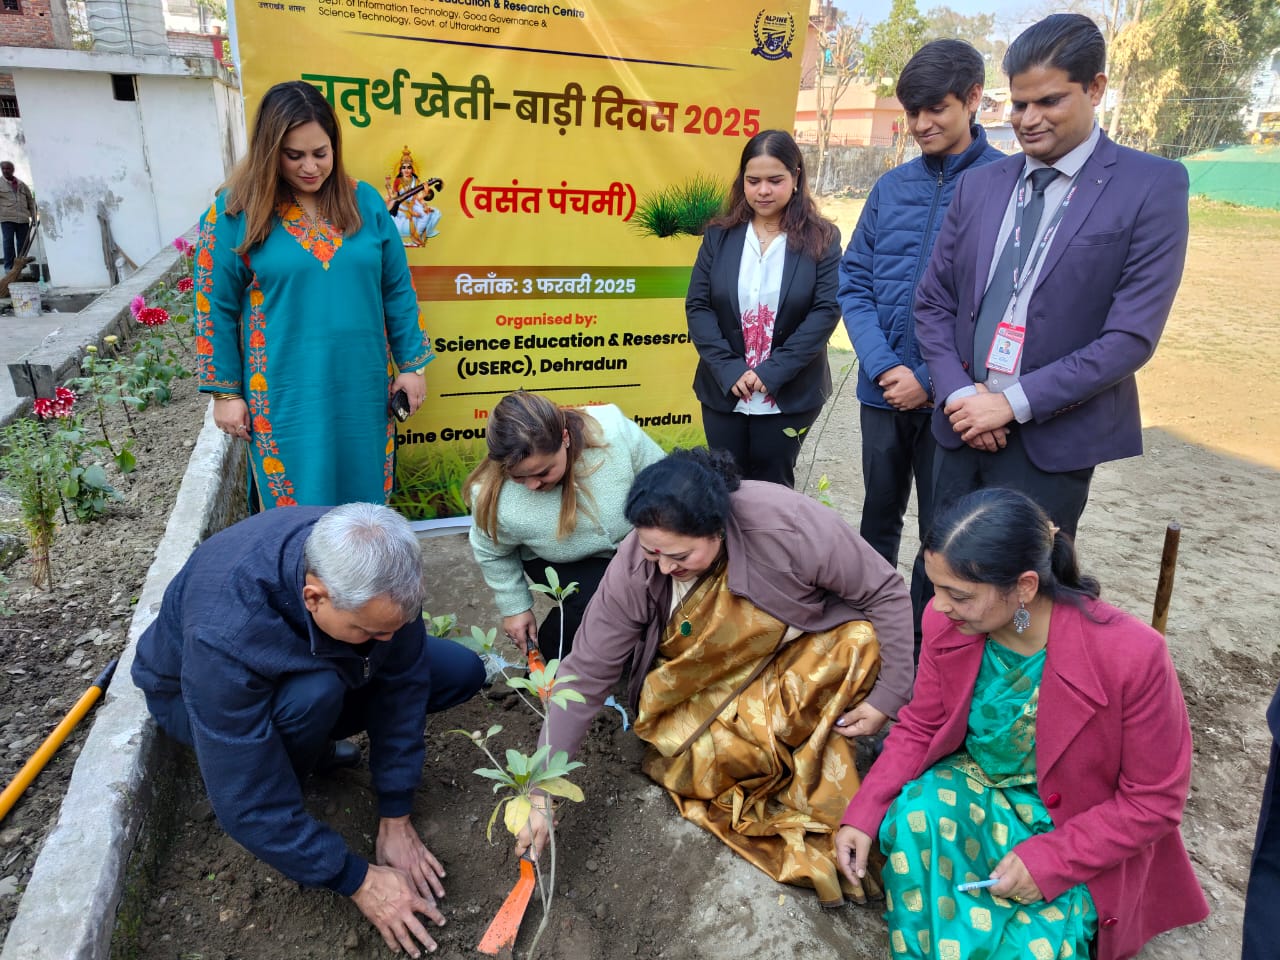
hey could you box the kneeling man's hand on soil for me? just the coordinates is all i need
[351,815,447,956]
[377,814,447,902]
[352,861,445,957]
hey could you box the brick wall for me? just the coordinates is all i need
[165,30,229,62]
[0,74,15,96]
[0,0,59,49]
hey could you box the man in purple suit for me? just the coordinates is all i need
[915,13,1189,537]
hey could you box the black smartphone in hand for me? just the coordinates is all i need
[389,389,411,422]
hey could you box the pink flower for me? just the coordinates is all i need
[130,295,146,319]
[136,306,170,328]
[176,276,194,294]
[173,237,194,257]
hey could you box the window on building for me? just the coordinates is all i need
[0,96,18,118]
[2,0,22,13]
[111,74,137,101]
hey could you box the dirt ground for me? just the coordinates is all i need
[0,199,1276,959]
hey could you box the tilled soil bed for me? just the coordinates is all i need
[0,372,206,933]
[1,357,1276,959]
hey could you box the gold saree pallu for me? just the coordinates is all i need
[633,563,882,905]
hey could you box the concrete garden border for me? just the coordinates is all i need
[0,411,245,960]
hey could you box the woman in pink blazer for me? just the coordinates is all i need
[835,488,1208,960]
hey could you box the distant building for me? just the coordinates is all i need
[795,4,1007,150]
[1249,47,1280,144]
[0,0,241,291]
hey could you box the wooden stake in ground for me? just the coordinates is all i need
[1151,522,1181,636]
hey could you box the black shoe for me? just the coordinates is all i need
[314,739,361,775]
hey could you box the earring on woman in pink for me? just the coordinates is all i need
[1013,601,1031,634]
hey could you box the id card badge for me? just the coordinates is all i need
[986,321,1025,375]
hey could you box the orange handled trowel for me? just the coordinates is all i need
[476,645,549,955]
[476,853,536,955]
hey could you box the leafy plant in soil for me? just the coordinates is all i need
[0,417,61,589]
[67,344,141,473]
[0,254,196,589]
[454,567,587,958]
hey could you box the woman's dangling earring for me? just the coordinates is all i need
[1013,600,1031,634]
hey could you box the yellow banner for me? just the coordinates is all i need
[233,0,808,519]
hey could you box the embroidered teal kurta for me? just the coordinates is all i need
[194,180,433,509]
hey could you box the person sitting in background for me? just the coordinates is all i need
[835,488,1208,960]
[465,391,664,661]
[518,448,915,905]
[132,503,485,957]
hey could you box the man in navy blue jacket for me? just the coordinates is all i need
[133,503,484,957]
[838,39,1003,658]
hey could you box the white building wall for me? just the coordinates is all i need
[11,68,157,289]
[135,75,228,240]
[0,119,31,184]
[4,55,242,291]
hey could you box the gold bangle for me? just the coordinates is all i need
[212,392,241,401]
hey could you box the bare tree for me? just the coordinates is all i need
[811,3,867,194]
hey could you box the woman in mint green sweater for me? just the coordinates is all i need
[466,391,664,661]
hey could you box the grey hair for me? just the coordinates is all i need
[303,503,424,617]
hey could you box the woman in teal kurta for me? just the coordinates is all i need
[194,80,433,510]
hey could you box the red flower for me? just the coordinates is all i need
[176,276,194,294]
[136,307,170,328]
[33,387,75,420]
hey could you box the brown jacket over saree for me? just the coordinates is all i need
[542,480,915,759]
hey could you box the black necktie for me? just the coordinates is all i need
[973,167,1059,379]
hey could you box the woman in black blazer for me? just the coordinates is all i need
[686,129,842,487]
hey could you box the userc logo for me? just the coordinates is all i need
[751,10,795,61]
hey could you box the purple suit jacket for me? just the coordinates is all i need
[915,133,1189,472]
[842,600,1209,960]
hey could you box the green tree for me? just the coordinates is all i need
[861,0,928,98]
[1109,0,1280,156]
[810,4,867,193]
[922,6,1006,87]
[860,0,927,163]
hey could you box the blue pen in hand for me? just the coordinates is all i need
[956,878,1000,892]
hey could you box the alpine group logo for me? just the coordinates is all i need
[751,9,796,61]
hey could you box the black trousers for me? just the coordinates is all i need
[2,220,30,272]
[933,424,1093,540]
[859,405,935,659]
[701,404,822,488]
[1243,683,1280,960]
[522,554,612,662]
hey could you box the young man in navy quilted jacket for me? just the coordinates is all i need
[838,40,1003,660]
